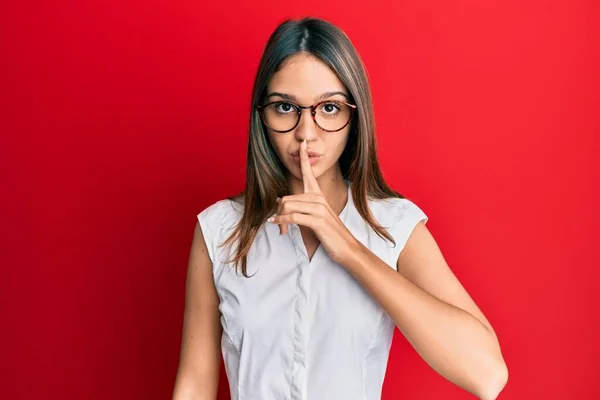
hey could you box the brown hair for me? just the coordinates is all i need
[221,17,405,277]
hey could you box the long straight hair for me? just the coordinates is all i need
[221,17,405,277]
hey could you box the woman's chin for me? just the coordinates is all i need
[294,164,327,181]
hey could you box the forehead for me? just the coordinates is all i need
[267,53,347,100]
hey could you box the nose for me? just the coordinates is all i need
[293,107,319,142]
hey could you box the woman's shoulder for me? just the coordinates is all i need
[197,198,228,218]
[196,196,244,233]
[367,195,428,225]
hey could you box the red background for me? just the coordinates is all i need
[1,1,598,399]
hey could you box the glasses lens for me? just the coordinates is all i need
[262,102,298,132]
[315,101,352,131]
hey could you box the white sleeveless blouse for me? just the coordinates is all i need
[197,180,428,400]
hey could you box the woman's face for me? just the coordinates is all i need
[264,53,351,182]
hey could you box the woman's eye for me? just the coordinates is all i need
[275,103,295,113]
[320,102,340,114]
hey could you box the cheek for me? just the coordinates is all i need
[325,131,350,158]
[267,132,297,168]
[267,132,287,156]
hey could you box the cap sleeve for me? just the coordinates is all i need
[385,198,429,265]
[197,200,226,266]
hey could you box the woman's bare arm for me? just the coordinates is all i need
[172,222,222,400]
[342,222,508,400]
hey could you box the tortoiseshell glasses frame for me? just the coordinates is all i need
[256,100,357,133]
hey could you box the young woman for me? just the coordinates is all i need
[173,17,508,400]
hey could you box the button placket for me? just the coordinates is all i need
[287,181,352,399]
[289,223,311,400]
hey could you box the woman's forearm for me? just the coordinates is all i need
[343,243,508,400]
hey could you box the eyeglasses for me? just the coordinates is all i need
[256,100,357,133]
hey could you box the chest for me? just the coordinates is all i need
[299,227,320,262]
[213,222,395,353]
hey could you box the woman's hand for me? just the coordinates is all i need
[267,139,359,265]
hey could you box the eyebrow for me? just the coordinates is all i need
[266,91,349,102]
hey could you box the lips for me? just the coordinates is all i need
[291,149,321,157]
[291,154,321,165]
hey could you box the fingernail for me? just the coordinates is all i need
[302,139,307,149]
[267,217,275,222]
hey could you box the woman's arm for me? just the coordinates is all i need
[172,222,222,400]
[343,222,508,400]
